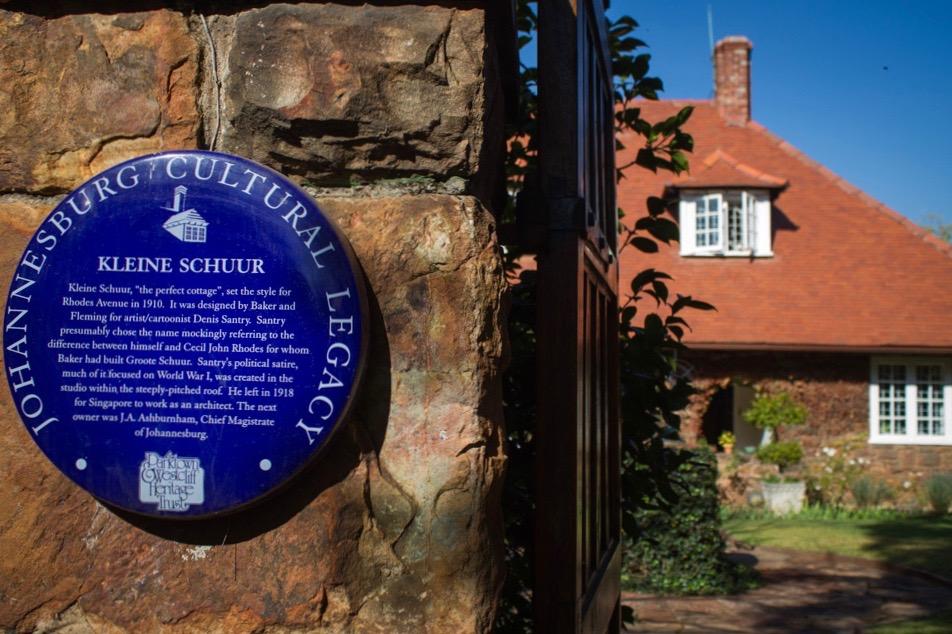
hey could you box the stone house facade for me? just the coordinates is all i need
[617,37,952,494]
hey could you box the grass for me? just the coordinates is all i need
[724,510,952,631]
[723,511,952,578]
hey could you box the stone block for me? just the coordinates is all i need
[0,194,505,632]
[218,4,489,187]
[0,10,200,194]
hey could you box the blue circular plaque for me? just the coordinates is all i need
[3,151,367,518]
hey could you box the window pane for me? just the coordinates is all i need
[914,364,944,436]
[895,419,906,434]
[709,197,719,211]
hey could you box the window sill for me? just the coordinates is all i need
[680,251,774,258]
[868,436,952,446]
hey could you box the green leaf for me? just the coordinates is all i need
[630,236,659,253]
[620,305,637,325]
[635,148,658,172]
[646,217,679,243]
[646,196,667,216]
[671,151,689,173]
[633,54,651,79]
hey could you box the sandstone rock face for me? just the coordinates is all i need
[217,4,490,187]
[0,194,506,632]
[0,3,508,630]
[0,10,200,194]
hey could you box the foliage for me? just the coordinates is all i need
[922,473,952,514]
[804,435,869,508]
[497,3,708,629]
[850,475,895,509]
[624,448,755,595]
[742,392,807,432]
[724,504,915,522]
[921,213,952,243]
[756,440,803,472]
[718,431,735,446]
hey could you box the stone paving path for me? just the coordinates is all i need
[623,546,952,633]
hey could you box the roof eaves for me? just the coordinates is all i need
[688,341,952,355]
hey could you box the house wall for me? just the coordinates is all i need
[0,4,508,632]
[683,351,952,498]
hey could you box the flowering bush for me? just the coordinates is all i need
[805,435,868,508]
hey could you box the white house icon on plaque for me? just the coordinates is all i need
[162,185,208,243]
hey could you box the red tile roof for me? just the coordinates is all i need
[673,149,786,190]
[618,100,952,352]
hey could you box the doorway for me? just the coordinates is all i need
[700,381,760,452]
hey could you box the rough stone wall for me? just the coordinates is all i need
[683,351,952,486]
[0,4,507,632]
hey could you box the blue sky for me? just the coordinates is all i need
[605,1,952,226]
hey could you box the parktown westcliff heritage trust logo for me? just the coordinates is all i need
[139,451,205,512]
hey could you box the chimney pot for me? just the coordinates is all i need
[714,36,753,126]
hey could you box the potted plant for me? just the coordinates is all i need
[718,431,736,455]
[743,392,808,514]
[743,391,807,447]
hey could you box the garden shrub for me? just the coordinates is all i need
[624,448,754,595]
[923,473,952,514]
[755,440,803,472]
[742,392,807,432]
[850,475,894,509]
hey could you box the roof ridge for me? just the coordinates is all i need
[746,120,952,259]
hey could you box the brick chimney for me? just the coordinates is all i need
[714,36,752,126]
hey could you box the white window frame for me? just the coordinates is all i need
[694,193,724,253]
[679,189,773,257]
[869,356,952,445]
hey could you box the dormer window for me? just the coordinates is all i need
[672,150,786,258]
[684,190,768,256]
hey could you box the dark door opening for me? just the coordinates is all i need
[701,386,733,448]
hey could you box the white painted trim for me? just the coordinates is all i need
[869,356,952,446]
[678,189,773,258]
[679,196,697,256]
